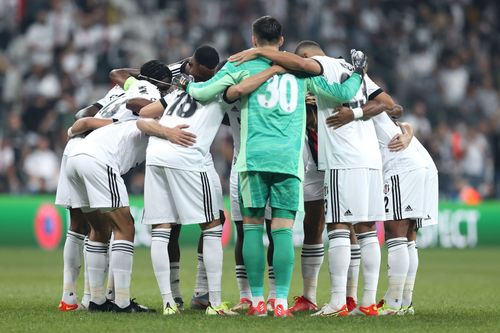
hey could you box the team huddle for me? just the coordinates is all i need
[55,15,438,318]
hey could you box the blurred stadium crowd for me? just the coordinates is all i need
[0,0,498,201]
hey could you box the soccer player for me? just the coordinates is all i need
[325,76,439,316]
[64,64,175,313]
[56,60,169,311]
[181,16,364,317]
[139,54,287,315]
[287,94,325,313]
[231,41,383,316]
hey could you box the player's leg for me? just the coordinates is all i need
[229,168,252,310]
[240,171,268,316]
[168,224,183,308]
[403,223,418,315]
[143,165,180,314]
[290,199,324,312]
[380,168,428,315]
[59,208,89,310]
[346,225,360,312]
[191,233,209,309]
[378,219,410,315]
[264,212,276,310]
[268,173,303,317]
[65,155,113,311]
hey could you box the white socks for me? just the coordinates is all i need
[81,237,90,307]
[86,240,108,305]
[194,253,208,296]
[385,237,409,308]
[203,225,223,307]
[403,240,419,307]
[106,236,114,301]
[301,244,324,304]
[62,230,85,304]
[110,240,134,309]
[151,228,175,307]
[236,265,251,299]
[268,266,276,299]
[357,231,381,307]
[327,229,350,309]
[347,244,361,302]
[170,262,181,300]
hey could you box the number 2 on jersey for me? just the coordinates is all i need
[257,74,298,113]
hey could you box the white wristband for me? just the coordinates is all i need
[352,107,363,120]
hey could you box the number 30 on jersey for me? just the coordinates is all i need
[257,74,298,113]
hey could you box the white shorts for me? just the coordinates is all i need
[304,167,324,202]
[384,168,427,221]
[324,168,385,224]
[418,167,439,228]
[55,155,71,207]
[65,154,129,209]
[229,165,271,222]
[142,165,220,225]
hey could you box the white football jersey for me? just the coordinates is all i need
[313,55,382,170]
[95,79,160,121]
[94,85,125,109]
[146,90,230,171]
[69,120,148,175]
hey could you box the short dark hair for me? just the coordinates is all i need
[140,60,171,82]
[294,40,322,55]
[252,16,282,45]
[194,45,220,70]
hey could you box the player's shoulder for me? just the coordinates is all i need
[313,55,353,71]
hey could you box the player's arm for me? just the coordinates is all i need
[74,103,101,120]
[136,118,196,147]
[67,117,113,138]
[387,122,414,152]
[326,100,389,129]
[127,98,154,114]
[109,68,140,88]
[307,72,363,104]
[185,63,248,102]
[229,48,323,75]
[225,65,286,102]
[139,100,165,119]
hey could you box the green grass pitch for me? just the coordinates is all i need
[0,247,499,332]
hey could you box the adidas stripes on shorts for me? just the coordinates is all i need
[324,168,385,224]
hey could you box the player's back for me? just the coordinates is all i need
[372,112,428,176]
[313,55,382,171]
[146,89,229,171]
[70,119,147,175]
[231,58,308,179]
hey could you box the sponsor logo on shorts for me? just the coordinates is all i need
[405,205,413,212]
[324,185,328,197]
[344,209,352,216]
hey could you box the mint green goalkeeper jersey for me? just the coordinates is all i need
[187,57,362,180]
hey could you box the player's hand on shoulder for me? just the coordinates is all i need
[386,104,403,119]
[164,124,197,147]
[350,49,368,75]
[388,124,412,152]
[172,74,194,91]
[228,48,259,66]
[326,106,354,129]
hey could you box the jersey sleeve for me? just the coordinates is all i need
[95,85,124,108]
[364,75,384,100]
[306,72,362,104]
[186,62,249,102]
[127,81,161,101]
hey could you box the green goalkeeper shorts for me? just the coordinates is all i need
[238,171,303,218]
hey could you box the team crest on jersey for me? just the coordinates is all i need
[384,183,390,194]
